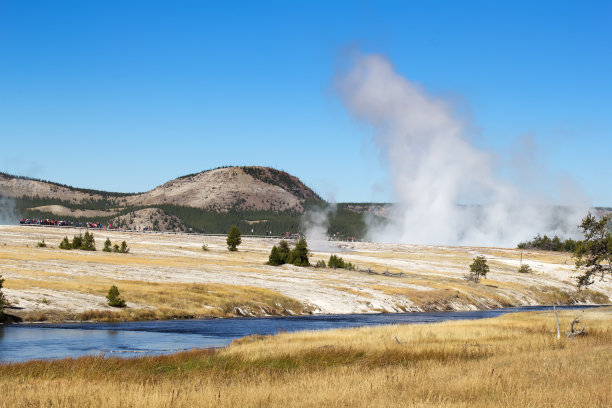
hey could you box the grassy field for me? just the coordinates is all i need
[1,225,610,322]
[0,307,610,407]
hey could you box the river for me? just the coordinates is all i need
[0,305,600,363]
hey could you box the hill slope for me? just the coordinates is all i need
[124,167,320,212]
[0,166,321,213]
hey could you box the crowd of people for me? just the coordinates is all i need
[19,219,113,229]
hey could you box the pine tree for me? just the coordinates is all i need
[575,212,612,288]
[71,234,83,249]
[80,231,96,251]
[103,238,112,252]
[59,236,72,250]
[328,254,345,269]
[290,238,310,266]
[106,285,126,308]
[268,245,284,266]
[278,240,290,263]
[469,256,489,283]
[119,241,129,253]
[226,225,242,251]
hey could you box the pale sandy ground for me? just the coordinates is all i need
[0,225,609,318]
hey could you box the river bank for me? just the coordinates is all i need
[1,307,610,407]
[1,225,610,323]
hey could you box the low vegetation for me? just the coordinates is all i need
[106,285,126,308]
[36,239,46,248]
[574,212,612,288]
[59,232,96,251]
[226,225,242,251]
[0,308,610,407]
[518,264,533,274]
[518,234,580,252]
[466,255,489,283]
[267,239,310,266]
[327,254,355,270]
[103,238,129,253]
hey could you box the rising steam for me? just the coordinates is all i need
[336,54,586,247]
[0,196,17,225]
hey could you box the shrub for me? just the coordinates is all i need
[278,240,290,263]
[80,231,96,251]
[328,255,355,270]
[202,244,208,251]
[226,225,242,251]
[468,256,489,283]
[328,254,345,269]
[268,245,284,266]
[119,241,129,253]
[112,243,120,252]
[37,239,46,248]
[71,234,83,249]
[103,238,112,252]
[517,234,580,252]
[268,239,310,267]
[106,285,126,308]
[59,236,72,250]
[290,238,310,266]
[518,264,533,274]
[314,260,326,268]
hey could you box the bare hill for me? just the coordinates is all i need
[0,166,321,214]
[124,167,320,212]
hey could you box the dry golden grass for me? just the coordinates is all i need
[2,226,610,323]
[8,277,310,322]
[0,308,610,407]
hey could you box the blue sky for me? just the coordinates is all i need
[1,1,610,205]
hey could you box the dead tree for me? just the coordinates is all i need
[566,310,588,338]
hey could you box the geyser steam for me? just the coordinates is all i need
[336,54,586,246]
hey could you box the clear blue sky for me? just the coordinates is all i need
[1,1,610,205]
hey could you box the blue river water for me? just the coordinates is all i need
[0,305,602,363]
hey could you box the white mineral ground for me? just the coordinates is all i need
[0,225,609,318]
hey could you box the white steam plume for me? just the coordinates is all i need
[336,54,587,247]
[0,196,17,225]
[301,203,340,252]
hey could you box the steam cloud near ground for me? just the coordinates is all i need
[0,196,17,225]
[332,54,587,247]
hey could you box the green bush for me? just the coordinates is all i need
[328,254,355,270]
[517,234,580,252]
[267,239,310,267]
[314,260,326,268]
[37,239,46,248]
[328,254,345,269]
[468,256,489,283]
[80,231,96,251]
[267,240,292,266]
[119,241,129,253]
[106,285,126,308]
[518,264,533,274]
[202,244,208,251]
[290,238,310,266]
[268,245,284,266]
[103,238,112,252]
[71,234,83,249]
[59,236,72,250]
[226,226,242,251]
